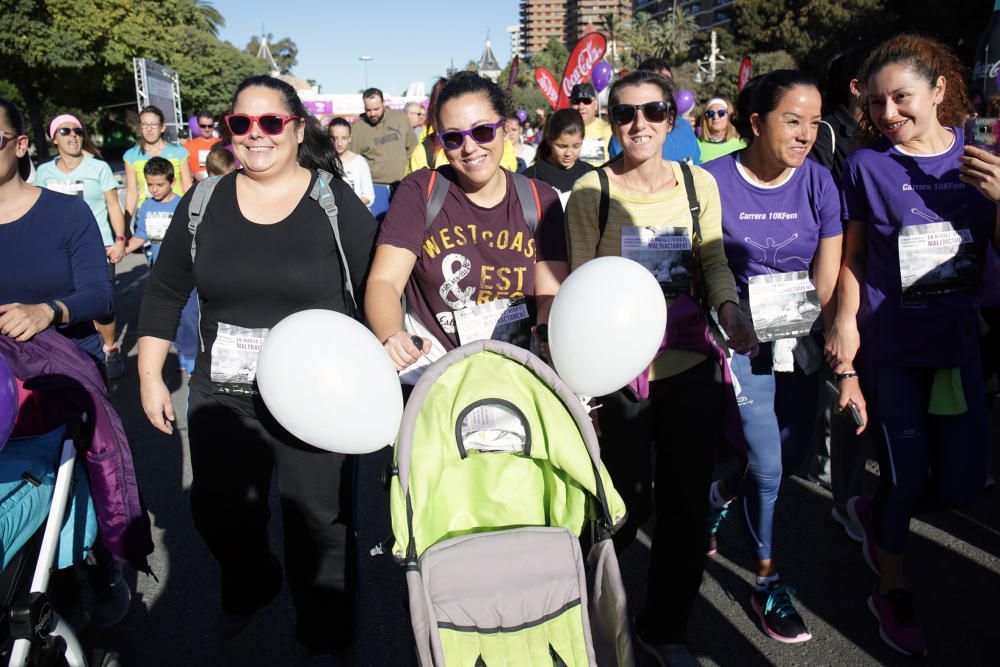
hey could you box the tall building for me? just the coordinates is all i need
[520,0,569,57]
[520,0,633,58]
[507,25,526,59]
[635,0,734,30]
[567,0,633,43]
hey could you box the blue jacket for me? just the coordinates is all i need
[609,117,702,165]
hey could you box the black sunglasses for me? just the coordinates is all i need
[199,123,215,129]
[705,109,728,119]
[609,102,672,126]
[571,97,594,105]
[438,119,506,151]
[56,127,85,137]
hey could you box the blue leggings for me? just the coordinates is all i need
[863,362,989,554]
[174,289,199,370]
[724,344,819,561]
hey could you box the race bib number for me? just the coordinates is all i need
[210,323,269,396]
[621,226,693,298]
[898,221,978,302]
[454,297,531,346]
[198,149,210,166]
[747,271,821,342]
[46,180,85,199]
[144,211,172,242]
[579,138,607,164]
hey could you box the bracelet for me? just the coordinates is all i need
[836,371,859,382]
[115,236,126,242]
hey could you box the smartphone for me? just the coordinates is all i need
[965,117,1000,155]
[825,380,865,428]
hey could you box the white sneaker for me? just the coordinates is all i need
[831,506,863,543]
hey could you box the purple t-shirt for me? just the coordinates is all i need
[842,127,995,367]
[703,153,842,296]
[377,168,567,351]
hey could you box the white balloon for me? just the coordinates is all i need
[256,310,403,454]
[549,257,668,397]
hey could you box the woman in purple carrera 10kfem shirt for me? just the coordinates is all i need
[701,70,843,646]
[825,34,1000,658]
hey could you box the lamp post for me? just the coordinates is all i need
[359,56,373,89]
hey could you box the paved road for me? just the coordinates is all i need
[83,253,1000,666]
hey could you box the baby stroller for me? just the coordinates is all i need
[389,340,635,666]
[0,336,150,667]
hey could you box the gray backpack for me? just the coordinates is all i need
[186,170,357,314]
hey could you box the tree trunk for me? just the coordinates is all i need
[19,81,50,163]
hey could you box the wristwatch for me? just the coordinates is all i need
[44,301,63,325]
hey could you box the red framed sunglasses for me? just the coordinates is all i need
[224,113,300,136]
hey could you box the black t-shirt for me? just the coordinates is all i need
[138,170,378,401]
[522,159,594,200]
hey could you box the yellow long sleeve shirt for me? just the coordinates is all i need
[564,162,739,379]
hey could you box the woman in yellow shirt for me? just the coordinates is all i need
[564,69,756,666]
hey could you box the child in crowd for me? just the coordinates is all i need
[522,108,594,209]
[127,157,198,376]
[205,145,237,178]
[328,117,374,207]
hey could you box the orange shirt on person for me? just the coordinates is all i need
[185,136,221,178]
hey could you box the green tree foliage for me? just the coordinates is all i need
[1,0,266,158]
[245,33,298,75]
[499,38,570,124]
[671,50,798,111]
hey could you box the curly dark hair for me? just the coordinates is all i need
[856,34,971,145]
[434,72,513,128]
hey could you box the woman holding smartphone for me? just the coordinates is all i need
[826,34,1000,657]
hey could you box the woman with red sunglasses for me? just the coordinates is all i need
[137,75,378,666]
[564,69,755,666]
[359,71,568,665]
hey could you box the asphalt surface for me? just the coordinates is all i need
[81,252,1000,666]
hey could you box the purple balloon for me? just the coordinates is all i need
[516,108,528,124]
[592,61,613,93]
[674,89,695,115]
[0,353,17,448]
[188,115,200,137]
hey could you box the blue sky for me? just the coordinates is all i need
[214,1,520,95]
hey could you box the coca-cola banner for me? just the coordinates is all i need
[535,67,560,109]
[738,57,752,92]
[556,33,608,109]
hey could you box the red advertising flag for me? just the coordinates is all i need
[556,33,608,109]
[535,67,560,109]
[738,57,752,92]
[507,55,520,92]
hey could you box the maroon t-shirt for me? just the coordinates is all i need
[378,168,567,351]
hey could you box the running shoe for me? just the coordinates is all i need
[868,588,927,657]
[751,580,812,643]
[847,496,879,575]
[831,505,863,543]
[706,504,729,556]
[103,346,125,380]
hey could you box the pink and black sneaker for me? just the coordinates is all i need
[751,580,812,644]
[868,588,927,657]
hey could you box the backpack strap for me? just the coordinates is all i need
[678,161,701,241]
[187,176,222,262]
[596,168,610,251]
[820,119,836,158]
[510,172,540,234]
[424,169,450,232]
[310,169,358,314]
[422,134,437,168]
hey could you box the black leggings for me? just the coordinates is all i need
[187,388,353,655]
[597,358,724,645]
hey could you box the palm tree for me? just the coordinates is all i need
[600,11,626,69]
[623,12,663,65]
[658,5,699,63]
[194,0,225,37]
